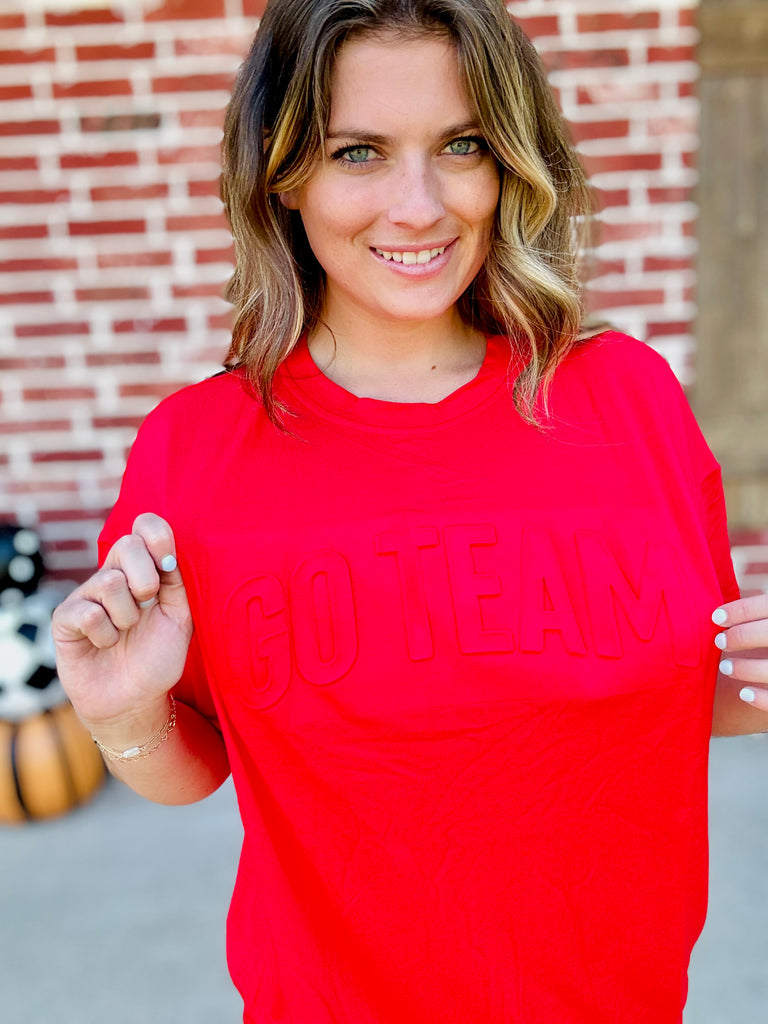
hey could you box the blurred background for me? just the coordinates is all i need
[1,0,766,1021]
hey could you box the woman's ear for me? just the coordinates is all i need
[279,190,300,211]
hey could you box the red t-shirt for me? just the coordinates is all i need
[100,332,737,1024]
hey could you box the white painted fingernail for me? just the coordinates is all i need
[712,608,728,626]
[161,555,177,573]
[719,659,734,676]
[138,597,157,609]
[714,632,727,651]
[740,688,757,704]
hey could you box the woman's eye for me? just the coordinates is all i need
[445,137,486,156]
[345,146,372,163]
[333,145,375,165]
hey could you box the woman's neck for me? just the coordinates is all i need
[306,316,487,404]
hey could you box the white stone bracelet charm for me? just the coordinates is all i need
[91,696,177,762]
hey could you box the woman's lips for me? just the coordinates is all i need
[369,238,457,275]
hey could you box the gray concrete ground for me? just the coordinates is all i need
[2,774,242,1023]
[1,735,767,1023]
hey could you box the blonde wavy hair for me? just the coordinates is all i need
[221,0,593,424]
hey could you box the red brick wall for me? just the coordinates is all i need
[7,0,754,591]
[523,0,701,383]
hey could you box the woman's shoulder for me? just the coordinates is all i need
[569,329,674,372]
[548,329,703,454]
[139,368,254,429]
[123,370,263,469]
[562,329,684,395]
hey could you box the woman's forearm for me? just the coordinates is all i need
[93,699,231,805]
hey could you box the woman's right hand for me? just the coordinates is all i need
[51,513,193,738]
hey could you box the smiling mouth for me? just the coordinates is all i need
[372,245,448,265]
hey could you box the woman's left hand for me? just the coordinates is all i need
[712,594,768,732]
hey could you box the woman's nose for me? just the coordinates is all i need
[386,160,445,230]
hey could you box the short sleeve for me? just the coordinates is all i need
[97,414,221,730]
[699,464,740,605]
[585,333,740,607]
[673,373,740,606]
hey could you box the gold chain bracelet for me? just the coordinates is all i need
[91,695,177,762]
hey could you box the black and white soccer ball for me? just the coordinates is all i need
[0,590,65,722]
[0,525,46,599]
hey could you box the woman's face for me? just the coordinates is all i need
[280,32,501,335]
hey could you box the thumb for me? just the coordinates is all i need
[155,551,190,614]
[130,513,189,616]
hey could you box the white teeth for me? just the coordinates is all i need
[375,246,446,264]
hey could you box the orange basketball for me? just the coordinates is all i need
[0,702,106,824]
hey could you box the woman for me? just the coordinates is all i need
[52,1,768,1021]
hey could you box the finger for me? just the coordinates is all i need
[131,513,178,575]
[56,566,144,640]
[103,533,161,606]
[733,684,768,713]
[134,512,178,569]
[130,514,188,613]
[53,594,121,649]
[718,657,768,686]
[712,593,768,628]
[92,567,146,631]
[714,617,768,653]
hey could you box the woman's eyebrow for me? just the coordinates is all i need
[326,120,483,144]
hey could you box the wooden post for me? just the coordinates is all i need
[694,0,768,528]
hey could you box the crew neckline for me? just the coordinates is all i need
[276,334,520,430]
